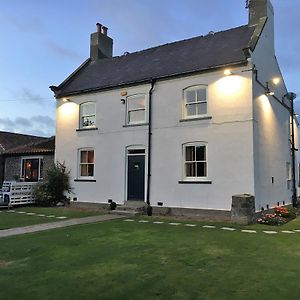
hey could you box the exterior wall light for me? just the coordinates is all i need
[265,82,275,96]
[120,98,126,104]
[272,77,280,85]
[224,69,233,76]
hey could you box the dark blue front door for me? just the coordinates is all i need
[127,155,145,201]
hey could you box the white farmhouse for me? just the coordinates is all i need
[51,0,298,218]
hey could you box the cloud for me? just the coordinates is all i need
[46,41,83,60]
[0,115,55,137]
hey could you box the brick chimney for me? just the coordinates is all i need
[90,23,113,60]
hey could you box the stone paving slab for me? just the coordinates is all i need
[0,214,125,238]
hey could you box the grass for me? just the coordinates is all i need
[1,217,300,299]
[0,207,105,230]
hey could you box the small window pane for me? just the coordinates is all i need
[128,110,145,123]
[88,165,94,177]
[197,89,206,101]
[197,162,207,177]
[196,146,206,161]
[196,103,207,115]
[128,149,145,154]
[88,151,94,163]
[81,164,87,176]
[128,97,145,110]
[81,151,87,163]
[186,90,196,103]
[81,103,95,115]
[82,116,95,127]
[186,146,195,161]
[186,103,197,116]
[186,162,196,177]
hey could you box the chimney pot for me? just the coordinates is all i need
[96,23,102,33]
[101,26,108,36]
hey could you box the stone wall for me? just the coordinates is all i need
[231,194,255,224]
[4,154,54,181]
[0,155,4,186]
[4,156,20,181]
[42,155,54,179]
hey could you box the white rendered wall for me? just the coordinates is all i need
[56,68,255,210]
[250,2,296,210]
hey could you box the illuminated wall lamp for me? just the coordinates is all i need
[272,77,280,85]
[265,82,275,96]
[224,69,233,76]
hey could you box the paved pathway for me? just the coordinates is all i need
[0,214,125,238]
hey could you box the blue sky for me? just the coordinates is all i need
[0,0,299,137]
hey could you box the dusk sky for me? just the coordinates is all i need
[0,0,299,137]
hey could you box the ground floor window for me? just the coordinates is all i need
[21,157,43,182]
[79,149,95,178]
[183,143,207,179]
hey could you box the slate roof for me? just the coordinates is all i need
[53,25,256,97]
[3,136,55,156]
[0,131,48,154]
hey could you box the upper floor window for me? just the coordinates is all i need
[126,94,146,125]
[80,102,96,129]
[183,143,207,179]
[183,86,207,118]
[79,149,95,178]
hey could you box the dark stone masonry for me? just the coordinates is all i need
[231,194,256,224]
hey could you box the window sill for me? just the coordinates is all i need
[74,179,96,182]
[178,180,212,184]
[180,116,212,122]
[76,127,98,132]
[123,123,149,128]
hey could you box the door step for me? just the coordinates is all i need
[110,202,146,215]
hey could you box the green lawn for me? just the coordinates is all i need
[0,207,105,230]
[1,217,300,299]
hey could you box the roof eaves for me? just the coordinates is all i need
[51,58,91,97]
[4,149,54,156]
[56,60,248,98]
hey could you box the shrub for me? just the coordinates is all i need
[257,214,287,226]
[274,206,290,218]
[257,205,297,226]
[34,162,72,207]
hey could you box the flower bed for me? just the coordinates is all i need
[257,206,296,226]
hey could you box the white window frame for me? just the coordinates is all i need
[182,142,208,181]
[183,85,208,119]
[126,94,147,125]
[20,156,44,181]
[79,102,96,129]
[78,148,95,179]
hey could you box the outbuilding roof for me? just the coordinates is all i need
[3,136,55,156]
[53,25,256,97]
[0,131,48,154]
